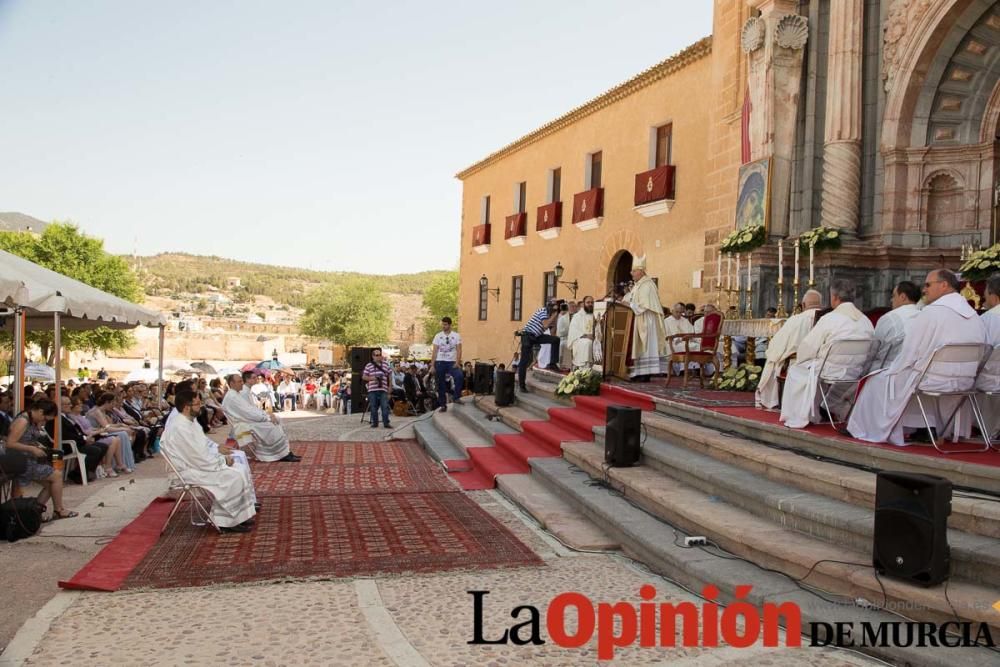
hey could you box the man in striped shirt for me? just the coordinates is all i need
[362,348,393,428]
[518,302,561,392]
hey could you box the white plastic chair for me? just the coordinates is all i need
[912,343,993,453]
[973,344,1000,450]
[871,336,904,371]
[60,440,87,487]
[816,338,874,430]
[160,447,220,534]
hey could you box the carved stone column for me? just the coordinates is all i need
[820,0,864,233]
[744,1,808,238]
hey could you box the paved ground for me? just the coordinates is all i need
[1,411,877,666]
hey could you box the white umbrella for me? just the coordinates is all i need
[25,363,56,382]
[123,367,162,383]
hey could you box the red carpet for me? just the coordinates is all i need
[251,463,457,496]
[59,497,175,592]
[274,440,428,467]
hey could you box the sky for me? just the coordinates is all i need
[0,1,713,274]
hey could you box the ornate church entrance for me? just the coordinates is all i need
[609,250,633,295]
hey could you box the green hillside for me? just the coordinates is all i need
[135,253,450,307]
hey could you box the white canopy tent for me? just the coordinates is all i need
[0,248,167,437]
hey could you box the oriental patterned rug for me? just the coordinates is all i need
[251,462,457,496]
[267,440,430,467]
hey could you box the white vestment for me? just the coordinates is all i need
[222,388,291,461]
[536,328,553,368]
[664,315,697,375]
[847,292,987,445]
[557,313,571,369]
[161,413,256,528]
[978,305,1000,436]
[567,311,596,368]
[780,303,874,429]
[624,276,668,377]
[755,308,819,409]
[873,303,920,365]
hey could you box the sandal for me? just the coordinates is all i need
[49,509,78,521]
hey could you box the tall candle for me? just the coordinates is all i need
[717,251,722,288]
[794,242,800,283]
[727,254,732,290]
[735,253,741,291]
[747,252,752,291]
[809,242,815,284]
[777,240,784,284]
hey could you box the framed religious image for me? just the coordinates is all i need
[735,157,771,231]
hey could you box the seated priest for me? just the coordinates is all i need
[162,389,257,533]
[872,280,921,365]
[978,274,1000,438]
[664,302,696,375]
[755,289,823,409]
[780,280,874,429]
[567,296,597,368]
[222,372,300,462]
[848,269,987,445]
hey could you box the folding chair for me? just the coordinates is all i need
[972,344,1000,450]
[60,440,88,487]
[160,447,220,534]
[870,336,903,371]
[911,343,993,453]
[230,423,262,461]
[816,338,875,431]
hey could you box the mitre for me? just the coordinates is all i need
[631,255,647,271]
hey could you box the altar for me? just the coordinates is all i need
[720,317,785,370]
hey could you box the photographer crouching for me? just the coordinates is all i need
[517,301,562,392]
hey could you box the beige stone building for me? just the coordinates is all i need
[457,0,1000,362]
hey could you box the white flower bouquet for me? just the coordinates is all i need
[555,368,602,397]
[959,243,1000,282]
[798,226,842,252]
[719,223,766,254]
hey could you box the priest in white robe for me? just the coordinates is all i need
[162,389,256,531]
[567,296,597,368]
[976,275,1000,438]
[663,302,696,376]
[780,280,875,429]
[556,305,572,370]
[848,269,988,445]
[872,280,921,365]
[623,256,668,380]
[755,290,822,409]
[222,373,298,462]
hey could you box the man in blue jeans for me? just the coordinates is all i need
[431,317,464,413]
[362,348,392,428]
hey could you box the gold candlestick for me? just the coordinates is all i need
[792,278,802,314]
[745,285,754,320]
[775,281,787,318]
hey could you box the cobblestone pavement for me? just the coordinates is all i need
[3,412,877,666]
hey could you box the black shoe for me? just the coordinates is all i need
[280,453,302,462]
[241,518,255,527]
[519,385,529,392]
[383,423,392,428]
[545,364,561,371]
[439,405,447,413]
[254,502,262,511]
[221,524,252,533]
[370,423,378,428]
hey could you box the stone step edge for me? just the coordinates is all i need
[527,456,995,667]
[557,441,999,630]
[430,410,493,458]
[449,401,517,443]
[412,419,467,465]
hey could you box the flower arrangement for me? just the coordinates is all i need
[798,226,842,251]
[555,367,602,397]
[719,223,766,254]
[716,364,762,392]
[959,243,1000,282]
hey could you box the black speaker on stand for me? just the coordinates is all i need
[495,370,515,407]
[349,347,377,414]
[605,405,641,466]
[873,471,951,586]
[474,362,495,395]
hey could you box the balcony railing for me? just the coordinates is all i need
[504,213,527,246]
[536,202,562,239]
[571,188,604,231]
[472,224,491,253]
[633,165,676,216]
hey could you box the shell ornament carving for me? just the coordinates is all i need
[774,14,808,50]
[741,16,765,53]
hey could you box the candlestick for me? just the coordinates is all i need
[716,251,722,288]
[808,242,815,286]
[736,253,741,292]
[777,240,783,285]
[794,242,800,286]
[727,254,732,290]
[745,252,753,320]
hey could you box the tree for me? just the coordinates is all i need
[0,223,144,361]
[421,271,459,342]
[299,277,391,348]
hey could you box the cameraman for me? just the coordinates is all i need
[517,301,562,392]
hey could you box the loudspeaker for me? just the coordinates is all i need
[350,347,377,373]
[474,362,495,394]
[349,347,377,414]
[605,406,641,467]
[495,370,515,407]
[873,471,951,586]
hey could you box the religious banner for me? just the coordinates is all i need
[472,224,491,247]
[504,213,527,239]
[572,187,604,224]
[536,202,562,232]
[633,165,676,206]
[735,158,771,231]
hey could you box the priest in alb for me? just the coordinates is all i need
[623,256,668,381]
[162,389,257,532]
[222,372,299,462]
[780,280,874,429]
[755,289,822,409]
[978,275,1000,438]
[848,270,987,445]
[872,281,921,365]
[567,296,597,368]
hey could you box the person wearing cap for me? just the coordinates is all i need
[623,255,668,382]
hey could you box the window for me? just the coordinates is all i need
[655,124,673,167]
[547,168,561,203]
[516,182,527,214]
[588,151,602,189]
[543,271,557,302]
[480,195,491,225]
[511,275,523,321]
[478,282,488,321]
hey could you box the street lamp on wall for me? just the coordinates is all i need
[553,261,579,299]
[479,274,500,301]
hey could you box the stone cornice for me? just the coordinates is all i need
[454,36,713,181]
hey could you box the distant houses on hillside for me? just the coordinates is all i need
[0,212,48,235]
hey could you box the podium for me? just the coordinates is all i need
[601,302,633,381]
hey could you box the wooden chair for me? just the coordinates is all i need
[669,311,724,388]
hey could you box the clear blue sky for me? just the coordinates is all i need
[0,1,712,274]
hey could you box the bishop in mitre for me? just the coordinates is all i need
[567,296,597,368]
[222,372,299,462]
[162,389,257,531]
[623,255,668,380]
[780,280,874,429]
[755,289,822,409]
[848,270,987,445]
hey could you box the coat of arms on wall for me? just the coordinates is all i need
[735,158,771,231]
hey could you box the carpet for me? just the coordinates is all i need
[251,463,457,496]
[606,378,755,408]
[120,492,542,589]
[273,440,429,467]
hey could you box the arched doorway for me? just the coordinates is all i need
[608,250,633,295]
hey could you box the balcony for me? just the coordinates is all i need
[633,164,676,217]
[571,188,604,231]
[536,202,562,240]
[472,224,491,254]
[504,213,527,247]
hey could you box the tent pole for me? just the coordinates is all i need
[54,312,62,446]
[157,324,165,402]
[13,307,24,414]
